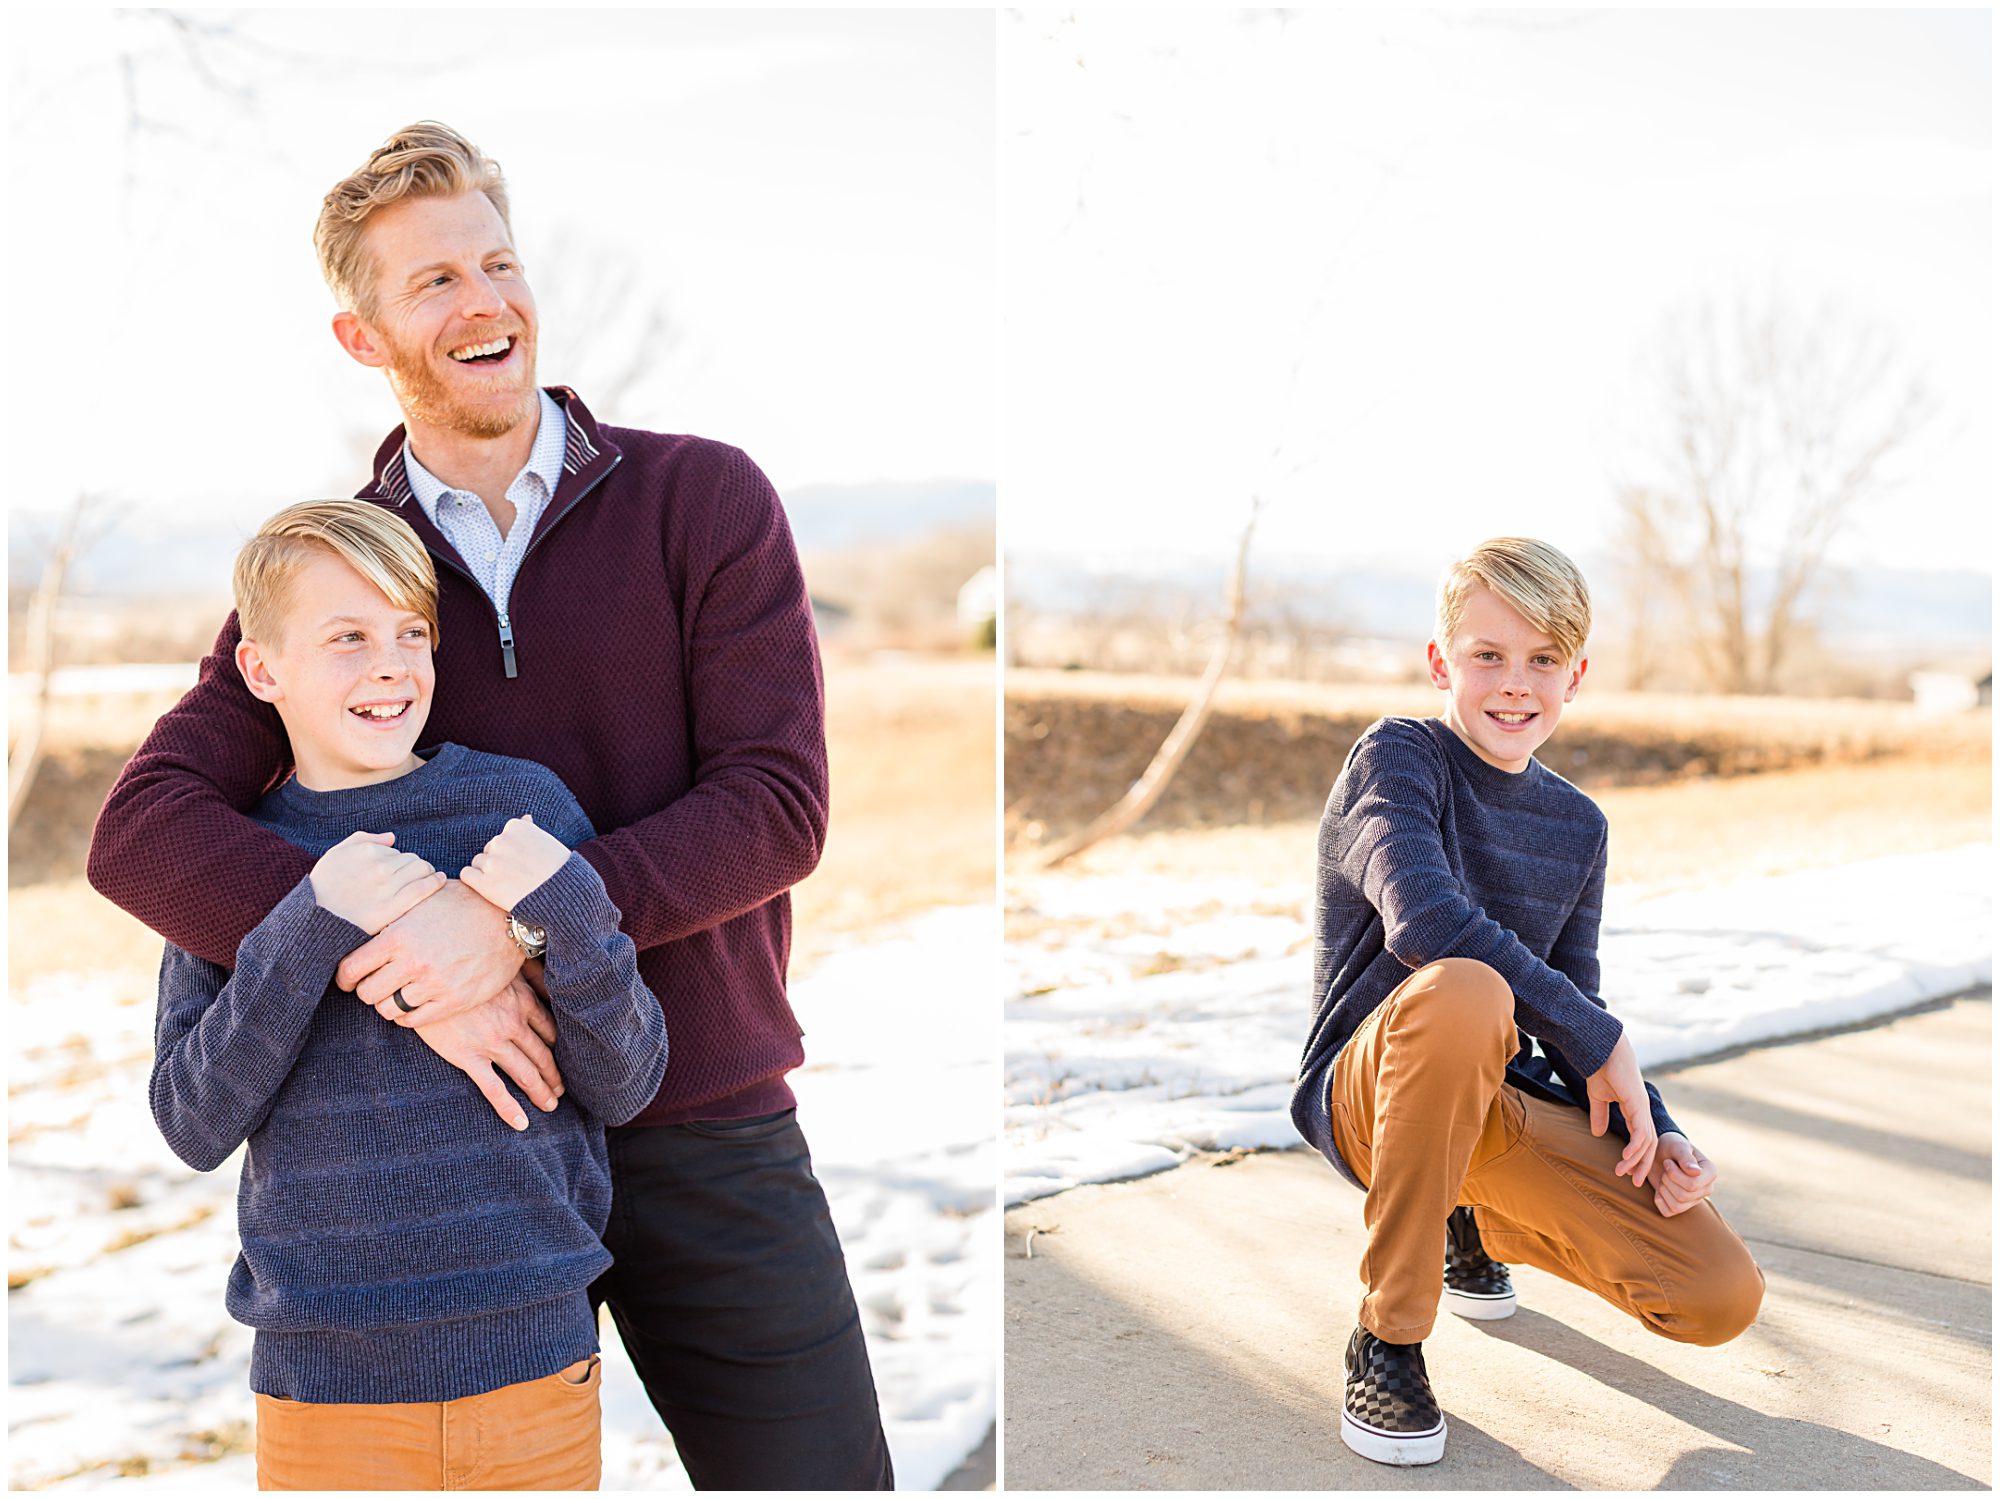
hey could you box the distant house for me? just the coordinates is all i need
[957,565,997,633]
[1908,666,1992,712]
[809,595,854,638]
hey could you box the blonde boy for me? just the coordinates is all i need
[1292,537,1764,1468]
[147,500,666,1490]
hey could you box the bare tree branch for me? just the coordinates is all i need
[1620,293,1935,694]
[9,498,94,830]
[532,234,683,423]
[1037,498,1262,867]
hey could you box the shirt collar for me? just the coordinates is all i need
[401,388,568,525]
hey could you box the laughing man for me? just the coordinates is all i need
[90,121,892,1490]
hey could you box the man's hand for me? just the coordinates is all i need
[338,879,524,1026]
[1652,1132,1718,1217]
[459,814,571,914]
[409,974,566,1130]
[1585,1032,1659,1189]
[310,831,447,933]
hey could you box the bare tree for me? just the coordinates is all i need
[1037,499,1261,867]
[1617,294,1934,695]
[531,233,683,425]
[9,497,124,829]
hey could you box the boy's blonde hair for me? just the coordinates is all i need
[235,500,440,649]
[314,121,511,320]
[1435,537,1591,665]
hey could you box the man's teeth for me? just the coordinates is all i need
[450,337,511,361]
[351,704,407,719]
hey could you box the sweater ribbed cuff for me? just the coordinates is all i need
[514,853,618,959]
[1542,991,1624,1081]
[252,877,371,981]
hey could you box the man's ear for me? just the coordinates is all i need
[1425,639,1452,691]
[236,638,285,704]
[1564,654,1589,701]
[331,310,391,370]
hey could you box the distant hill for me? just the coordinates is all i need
[1007,548,1992,652]
[784,479,994,553]
[9,478,996,600]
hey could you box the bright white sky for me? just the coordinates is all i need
[8,9,993,537]
[1001,8,1991,577]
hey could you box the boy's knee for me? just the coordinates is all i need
[1408,957,1514,1041]
[1673,1249,1765,1347]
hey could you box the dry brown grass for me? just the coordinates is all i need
[8,659,995,991]
[789,657,995,970]
[1007,670,1990,848]
[1022,757,1990,895]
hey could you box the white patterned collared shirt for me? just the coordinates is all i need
[402,388,568,615]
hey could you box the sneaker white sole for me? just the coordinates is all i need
[1443,1285,1517,1320]
[1341,1407,1447,1466]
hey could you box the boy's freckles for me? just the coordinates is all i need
[1429,586,1584,774]
[244,554,436,792]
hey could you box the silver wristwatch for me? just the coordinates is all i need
[507,912,549,960]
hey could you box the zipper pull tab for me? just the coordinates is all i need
[497,612,518,679]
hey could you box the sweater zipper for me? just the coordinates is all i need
[443,451,625,680]
[496,611,519,678]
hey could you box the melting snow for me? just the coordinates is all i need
[1006,845,1991,1204]
[8,905,996,1492]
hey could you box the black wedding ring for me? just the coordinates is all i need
[393,989,418,1013]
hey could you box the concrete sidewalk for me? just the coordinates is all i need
[1003,991,1991,1490]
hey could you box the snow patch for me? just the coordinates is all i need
[9,906,996,1492]
[1006,845,1991,1205]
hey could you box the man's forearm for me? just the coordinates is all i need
[89,619,313,966]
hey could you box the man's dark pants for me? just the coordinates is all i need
[589,1109,895,1491]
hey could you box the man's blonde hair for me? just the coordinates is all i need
[314,121,511,320]
[235,500,440,649]
[1435,537,1591,665]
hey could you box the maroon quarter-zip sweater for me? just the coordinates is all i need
[88,389,827,1125]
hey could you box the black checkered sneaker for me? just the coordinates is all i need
[1444,1204,1517,1319]
[1340,1325,1446,1466]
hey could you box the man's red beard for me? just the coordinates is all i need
[380,328,539,439]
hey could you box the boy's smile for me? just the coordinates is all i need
[234,554,437,792]
[1427,584,1586,774]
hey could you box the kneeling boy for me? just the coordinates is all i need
[148,500,668,1490]
[1291,536,1763,1468]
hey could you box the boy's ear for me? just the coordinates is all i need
[1425,638,1453,690]
[331,310,391,370]
[236,638,285,704]
[1564,654,1589,701]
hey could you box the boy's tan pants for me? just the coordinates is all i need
[254,1355,602,1491]
[1329,957,1765,1346]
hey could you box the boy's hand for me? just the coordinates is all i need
[338,880,522,1023]
[409,974,566,1130]
[1652,1133,1718,1217]
[310,831,447,934]
[460,815,571,915]
[1585,1032,1659,1189]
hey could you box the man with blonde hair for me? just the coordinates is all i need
[92,122,892,1489]
[1293,537,1764,1468]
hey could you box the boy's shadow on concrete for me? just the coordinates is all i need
[1472,1310,1981,1490]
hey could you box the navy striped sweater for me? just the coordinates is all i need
[149,743,668,1403]
[1293,715,1678,1188]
